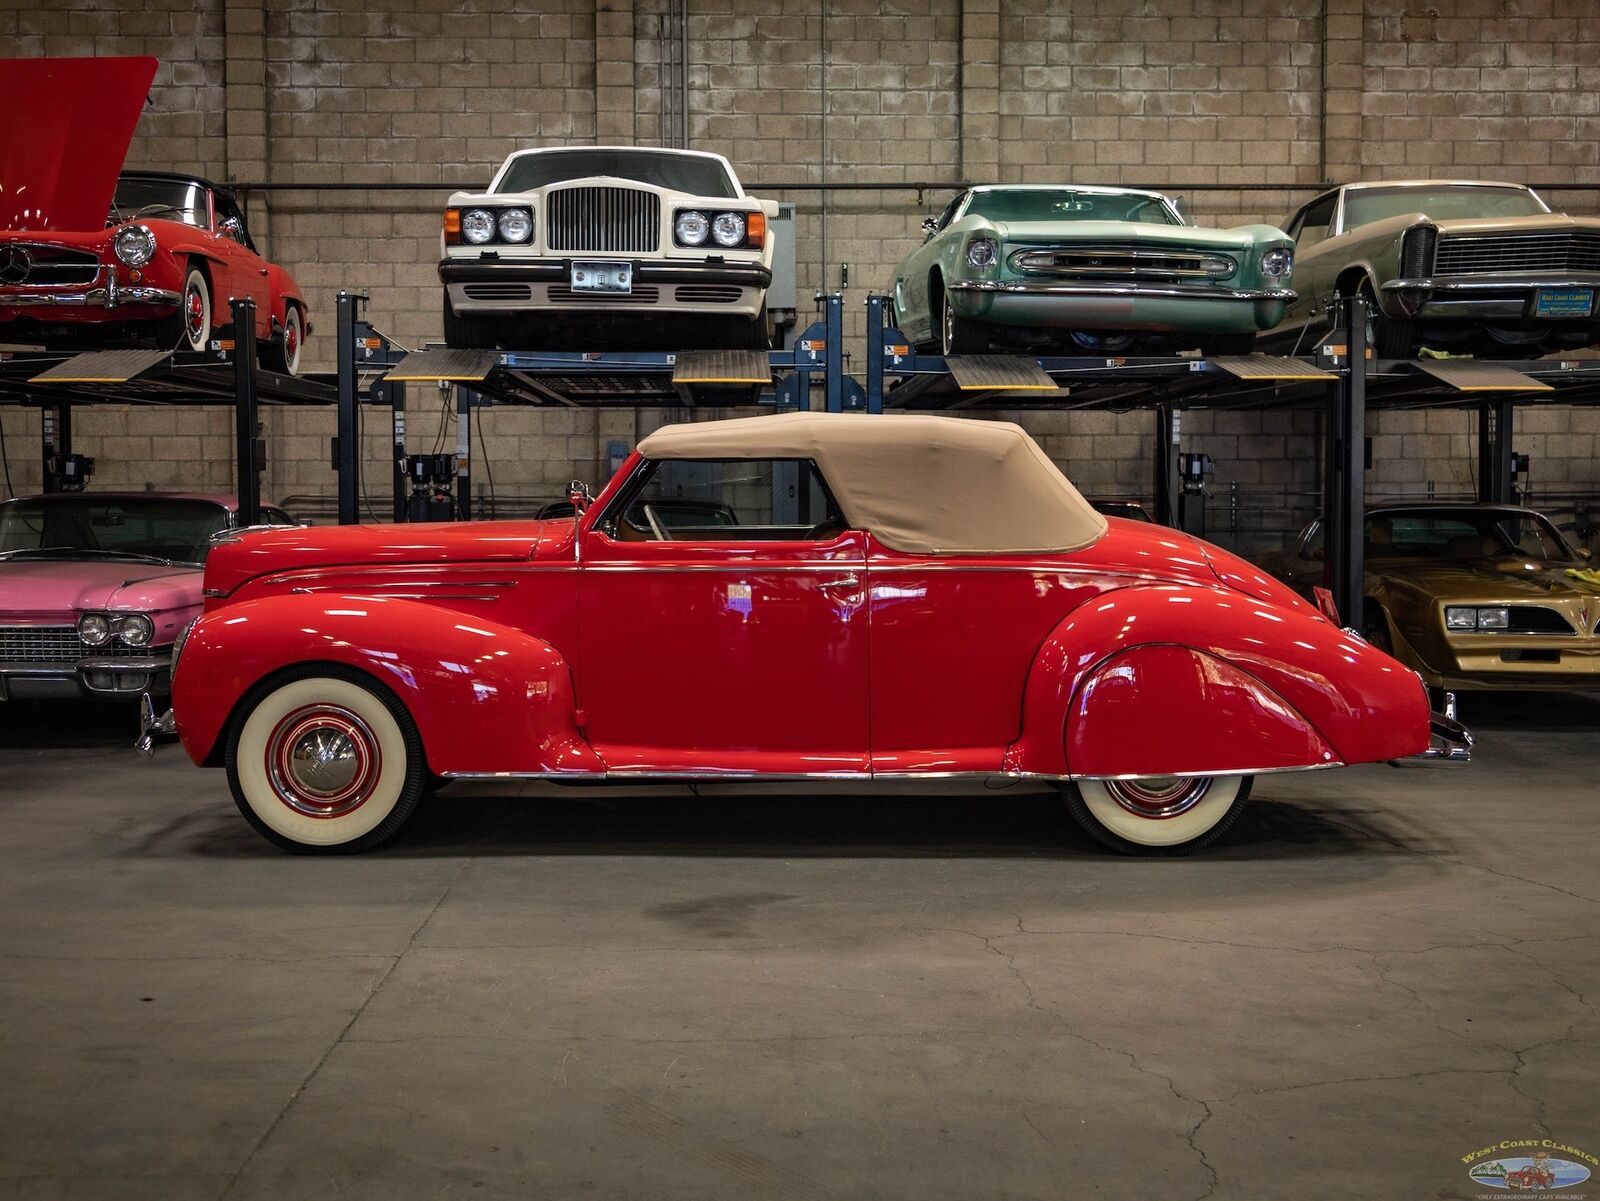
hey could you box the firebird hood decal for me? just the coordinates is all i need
[0,56,157,232]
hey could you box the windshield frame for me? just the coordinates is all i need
[0,496,236,567]
[110,176,213,230]
[493,149,742,199]
[1340,184,1549,232]
[960,187,1184,227]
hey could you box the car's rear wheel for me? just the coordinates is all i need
[157,263,211,353]
[225,667,426,853]
[1059,774,1252,855]
[259,304,303,375]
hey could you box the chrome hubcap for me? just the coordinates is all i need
[265,705,381,818]
[185,286,204,340]
[1103,775,1212,819]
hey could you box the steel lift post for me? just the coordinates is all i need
[455,384,475,519]
[335,291,361,525]
[1325,293,1367,630]
[231,297,262,527]
[40,400,70,493]
[1477,399,1516,504]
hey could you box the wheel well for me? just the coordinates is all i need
[1335,267,1370,299]
[203,659,419,767]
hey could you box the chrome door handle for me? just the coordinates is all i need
[817,574,860,590]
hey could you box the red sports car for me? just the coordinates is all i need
[166,413,1445,856]
[0,57,308,373]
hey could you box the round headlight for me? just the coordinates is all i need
[497,208,532,243]
[77,613,111,646]
[675,210,709,246]
[114,225,156,267]
[115,614,155,647]
[711,212,746,248]
[461,209,496,245]
[966,237,997,268]
[1261,248,1293,278]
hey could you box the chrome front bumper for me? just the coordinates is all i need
[1382,274,1600,321]
[0,656,171,701]
[0,264,181,311]
[948,279,1295,302]
[1400,692,1473,764]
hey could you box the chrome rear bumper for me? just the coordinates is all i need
[1398,692,1473,764]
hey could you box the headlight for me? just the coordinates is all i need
[461,208,496,245]
[1260,248,1293,278]
[711,212,746,248]
[966,237,997,268]
[675,210,709,246]
[115,614,155,646]
[1445,606,1510,631]
[497,208,533,243]
[77,613,111,646]
[114,225,156,267]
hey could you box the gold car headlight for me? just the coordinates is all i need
[1445,606,1509,631]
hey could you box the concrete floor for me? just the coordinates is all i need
[1,694,1596,1201]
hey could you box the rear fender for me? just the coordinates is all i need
[172,593,601,776]
[1008,584,1429,776]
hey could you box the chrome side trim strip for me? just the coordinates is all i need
[439,763,1344,784]
[583,562,863,572]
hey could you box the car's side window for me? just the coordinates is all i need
[1293,195,1337,251]
[599,458,847,543]
[935,192,966,232]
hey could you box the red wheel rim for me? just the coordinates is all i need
[264,704,382,819]
[185,284,205,342]
[285,314,299,359]
[1103,776,1213,820]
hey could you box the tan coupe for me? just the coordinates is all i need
[1262,504,1600,691]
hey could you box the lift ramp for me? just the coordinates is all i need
[1211,355,1335,382]
[381,348,501,383]
[28,349,171,385]
[1410,360,1555,393]
[945,355,1057,392]
[672,350,773,386]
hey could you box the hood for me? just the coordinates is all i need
[203,521,551,600]
[1430,213,1600,236]
[988,219,1286,250]
[1375,557,1600,601]
[0,559,200,619]
[0,56,157,232]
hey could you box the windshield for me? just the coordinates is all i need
[964,190,1180,226]
[1366,509,1579,563]
[0,497,231,564]
[110,177,209,228]
[1344,186,1546,228]
[497,150,739,198]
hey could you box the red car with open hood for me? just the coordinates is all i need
[167,413,1455,856]
[0,56,309,373]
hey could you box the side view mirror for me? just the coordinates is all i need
[218,216,243,240]
[567,480,594,514]
[920,215,939,238]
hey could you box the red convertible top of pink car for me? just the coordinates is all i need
[0,56,158,232]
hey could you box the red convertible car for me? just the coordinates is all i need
[168,413,1443,855]
[0,57,308,373]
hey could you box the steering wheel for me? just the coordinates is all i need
[804,517,846,541]
[641,504,669,541]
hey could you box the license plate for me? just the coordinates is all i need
[1534,287,1594,317]
[570,261,632,293]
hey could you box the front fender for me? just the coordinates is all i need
[172,593,601,776]
[1009,584,1430,777]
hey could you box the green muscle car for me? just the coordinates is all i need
[890,185,1296,356]
[1262,180,1600,358]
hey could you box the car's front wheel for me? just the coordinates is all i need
[225,667,426,853]
[1058,774,1252,855]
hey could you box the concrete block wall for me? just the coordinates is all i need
[0,0,1597,553]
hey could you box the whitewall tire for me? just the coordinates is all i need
[225,668,426,853]
[1060,774,1252,856]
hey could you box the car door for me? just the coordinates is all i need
[895,191,966,342]
[211,190,272,338]
[576,455,870,775]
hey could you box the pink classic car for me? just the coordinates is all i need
[0,492,292,701]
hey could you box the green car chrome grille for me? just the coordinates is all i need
[1008,246,1235,280]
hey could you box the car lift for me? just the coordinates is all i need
[5,293,1600,632]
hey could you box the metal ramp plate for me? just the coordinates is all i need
[29,349,170,384]
[1412,360,1554,392]
[673,350,772,385]
[1211,355,1334,381]
[383,348,501,382]
[946,355,1056,391]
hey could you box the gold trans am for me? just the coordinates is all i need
[1261,504,1600,691]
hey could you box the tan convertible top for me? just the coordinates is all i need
[635,412,1107,555]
